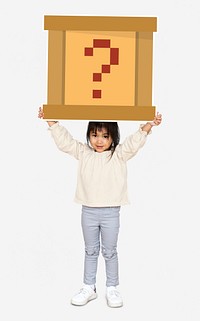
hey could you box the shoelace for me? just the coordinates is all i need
[108,290,121,298]
[78,287,91,297]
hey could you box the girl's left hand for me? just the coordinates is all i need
[153,112,162,126]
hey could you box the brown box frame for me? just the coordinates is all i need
[43,15,157,120]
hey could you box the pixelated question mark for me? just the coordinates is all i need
[84,39,119,99]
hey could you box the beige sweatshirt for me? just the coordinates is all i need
[48,122,149,207]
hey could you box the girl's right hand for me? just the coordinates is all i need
[38,107,44,119]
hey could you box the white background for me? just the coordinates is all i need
[0,1,200,320]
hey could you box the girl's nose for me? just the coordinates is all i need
[97,137,102,143]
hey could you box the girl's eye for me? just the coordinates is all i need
[91,133,109,139]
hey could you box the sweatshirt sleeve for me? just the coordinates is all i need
[48,122,84,160]
[116,125,150,161]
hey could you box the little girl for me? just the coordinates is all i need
[38,107,162,307]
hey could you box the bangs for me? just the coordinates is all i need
[89,122,111,135]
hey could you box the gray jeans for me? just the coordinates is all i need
[81,205,120,287]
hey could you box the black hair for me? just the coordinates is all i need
[86,122,120,155]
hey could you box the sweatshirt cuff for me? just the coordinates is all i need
[139,124,152,135]
[47,122,59,130]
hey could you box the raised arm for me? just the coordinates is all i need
[38,106,84,160]
[141,112,162,133]
[117,112,162,161]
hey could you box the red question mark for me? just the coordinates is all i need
[84,39,119,99]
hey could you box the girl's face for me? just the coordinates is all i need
[89,127,113,152]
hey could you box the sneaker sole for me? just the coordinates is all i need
[106,299,123,308]
[71,293,97,306]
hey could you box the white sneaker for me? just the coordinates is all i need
[71,285,97,306]
[106,286,123,308]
